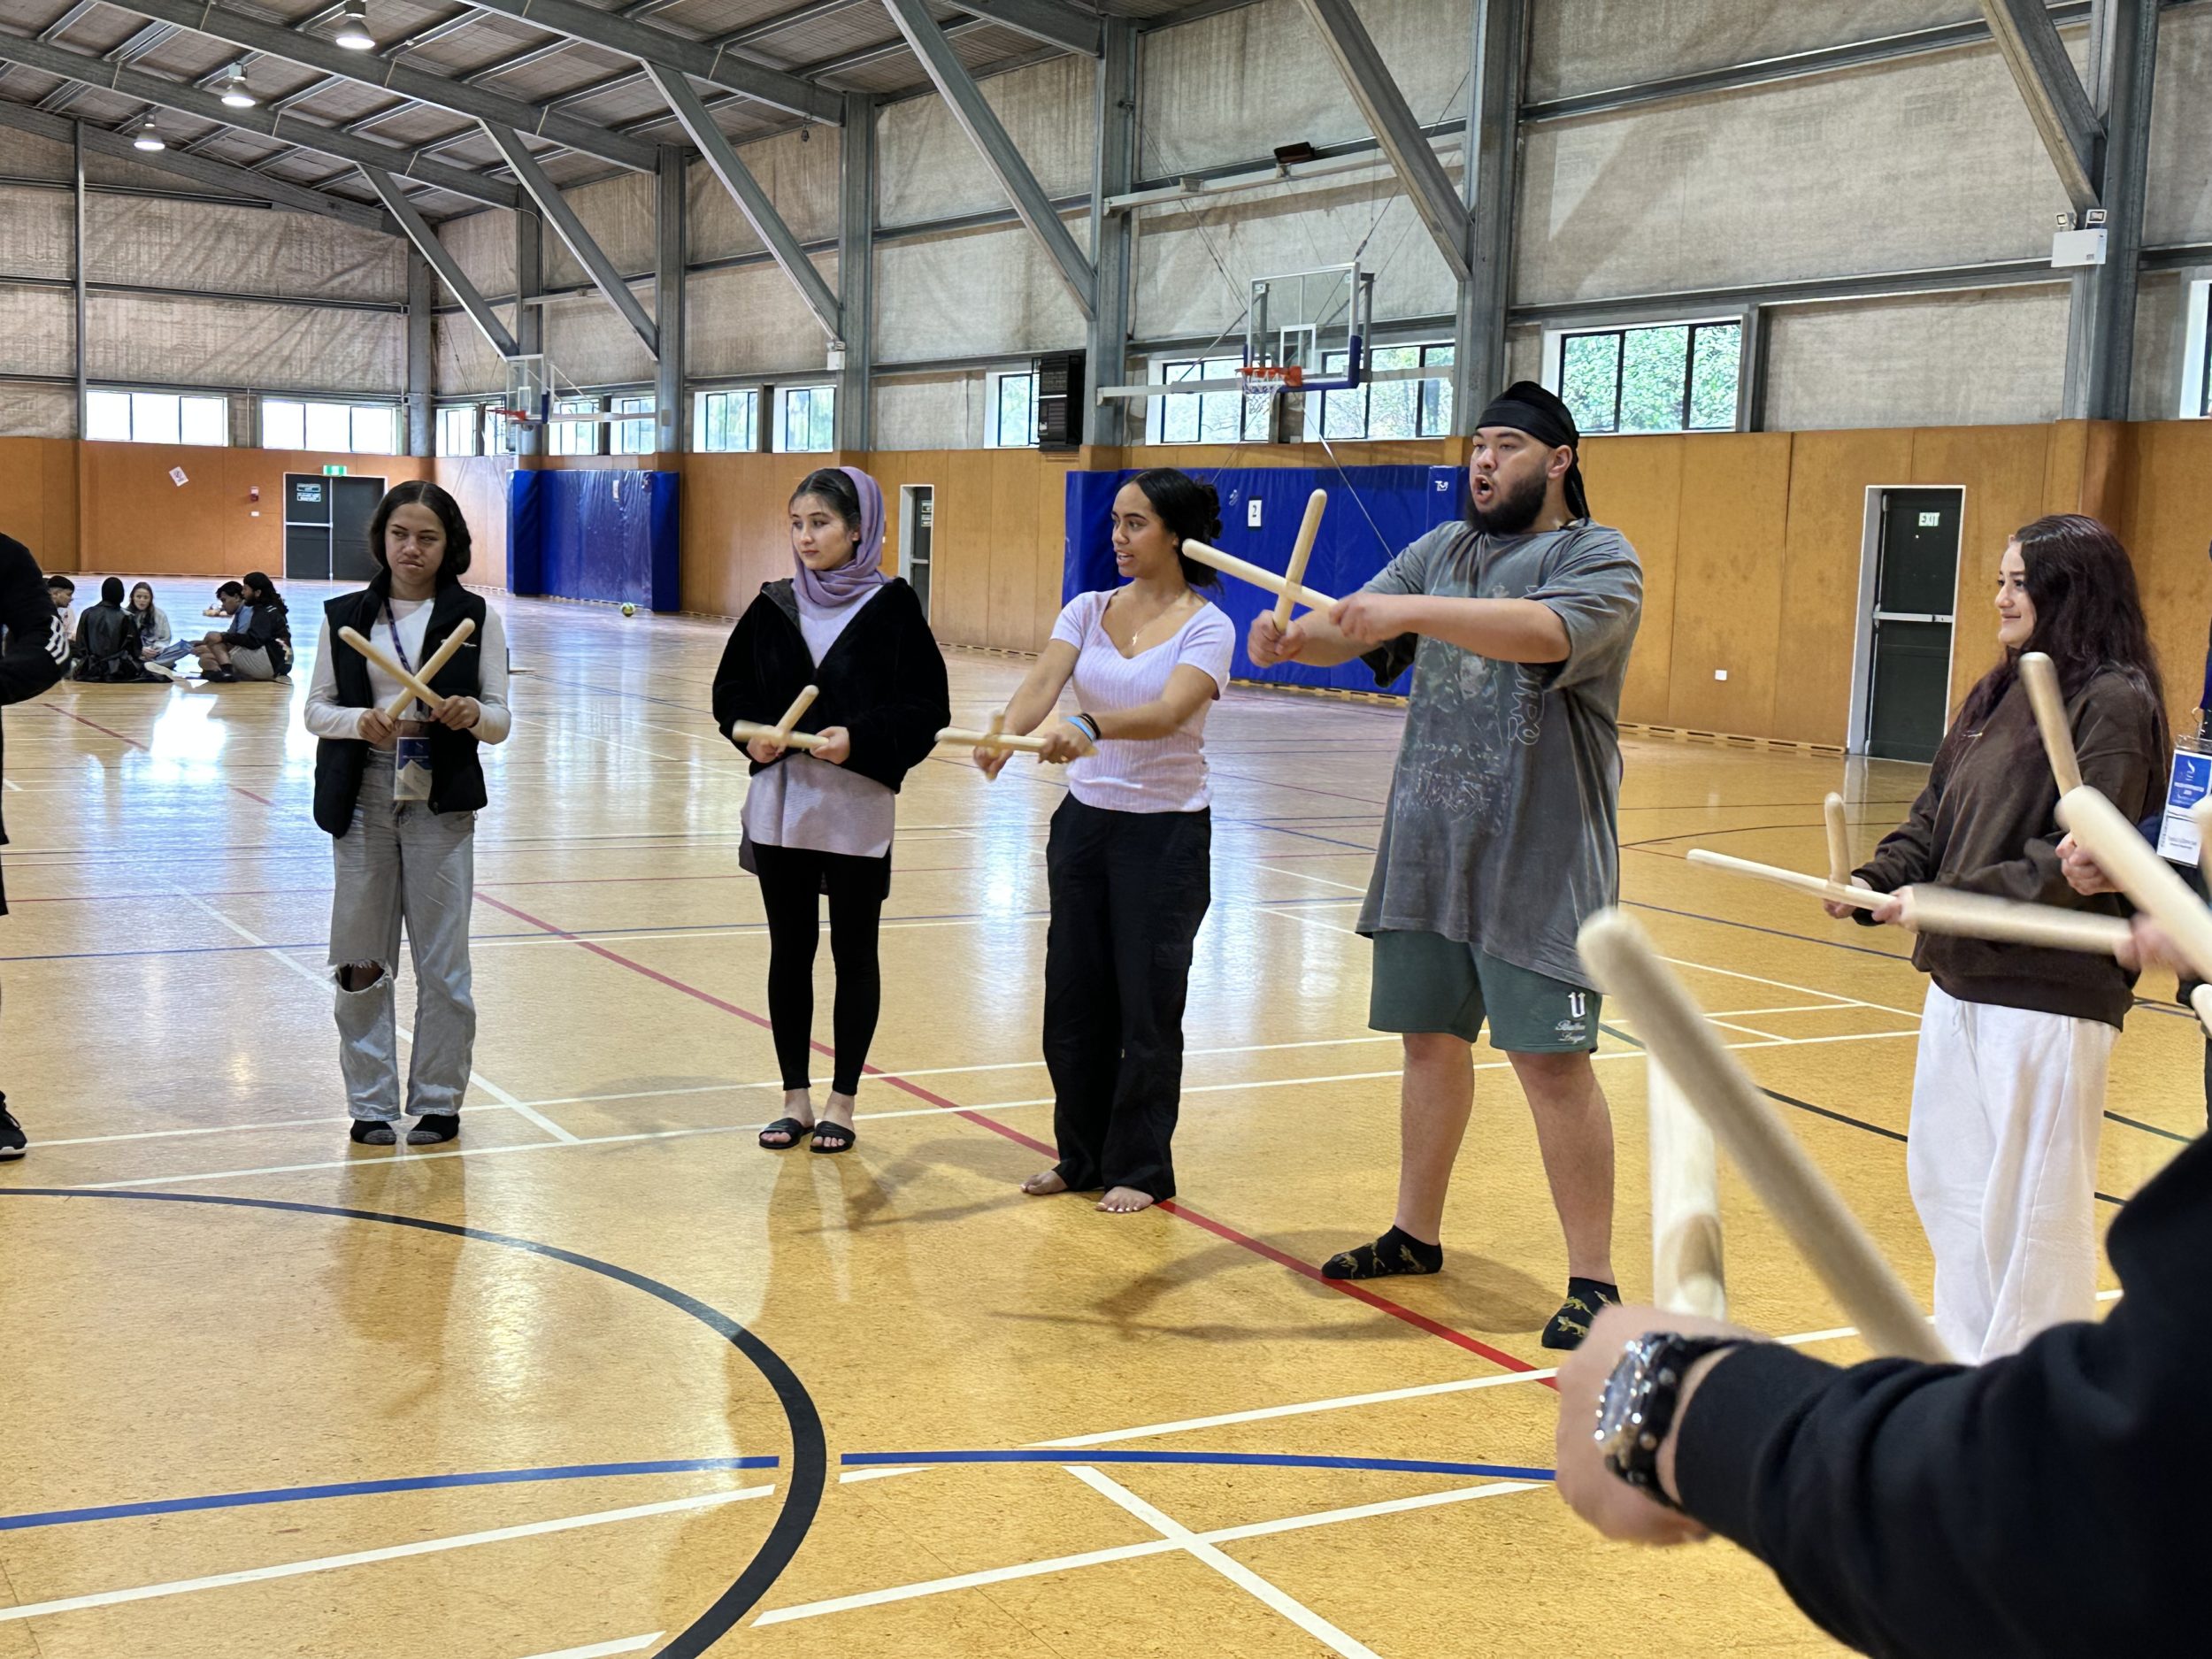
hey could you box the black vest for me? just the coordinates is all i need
[312,578,490,836]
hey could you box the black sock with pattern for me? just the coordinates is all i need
[1542,1276,1621,1350]
[1321,1226,1444,1280]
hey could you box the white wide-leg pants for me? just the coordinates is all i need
[1907,984,2113,1363]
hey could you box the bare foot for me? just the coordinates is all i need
[760,1089,815,1148]
[1021,1168,1069,1195]
[1097,1186,1156,1214]
[811,1090,857,1151]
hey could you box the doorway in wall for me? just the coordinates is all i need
[283,473,386,581]
[1850,486,1964,763]
[898,484,934,618]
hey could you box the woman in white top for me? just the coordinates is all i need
[979,468,1236,1214]
[714,467,949,1155]
[303,481,511,1148]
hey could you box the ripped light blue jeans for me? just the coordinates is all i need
[327,754,478,1121]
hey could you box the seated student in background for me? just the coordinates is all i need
[45,577,73,664]
[71,579,157,683]
[192,572,291,682]
[203,582,240,619]
[127,583,172,659]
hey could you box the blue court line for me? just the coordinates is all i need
[841,1451,1555,1480]
[0,1455,780,1532]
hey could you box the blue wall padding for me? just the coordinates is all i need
[1064,465,1464,695]
[507,468,680,611]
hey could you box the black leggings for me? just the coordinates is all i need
[752,842,887,1097]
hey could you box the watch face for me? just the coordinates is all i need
[1594,1341,1647,1468]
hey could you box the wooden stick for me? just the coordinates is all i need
[1579,910,1948,1361]
[728,720,826,754]
[1178,538,1339,610]
[1687,849,1882,909]
[1648,1056,1726,1321]
[2060,785,2212,982]
[1906,887,2132,955]
[938,726,1056,755]
[381,617,475,719]
[772,684,818,742]
[338,626,446,714]
[1271,489,1330,626]
[2020,651,2084,795]
[1824,792,1851,888]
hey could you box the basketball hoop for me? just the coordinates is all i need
[1236,364,1306,394]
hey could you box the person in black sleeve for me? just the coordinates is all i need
[0,535,76,1157]
[712,466,949,1156]
[71,577,157,683]
[1554,1024,2209,1659]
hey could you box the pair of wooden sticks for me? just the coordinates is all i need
[1177,489,1335,618]
[728,685,831,753]
[337,618,477,719]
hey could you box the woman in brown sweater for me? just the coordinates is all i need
[1826,512,2166,1363]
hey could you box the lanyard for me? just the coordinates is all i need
[384,603,429,714]
[2199,633,2212,713]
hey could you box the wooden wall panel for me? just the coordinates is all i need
[434,457,514,589]
[677,451,797,618]
[1578,435,1682,727]
[2115,419,2212,739]
[1909,425,2050,713]
[1770,428,1913,747]
[0,439,67,569]
[1662,433,1793,733]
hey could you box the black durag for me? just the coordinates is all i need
[1477,380,1589,520]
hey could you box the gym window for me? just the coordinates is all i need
[1151,355,1269,444]
[2183,279,2210,419]
[695,388,760,453]
[774,385,834,453]
[434,404,480,457]
[262,398,397,455]
[1551,319,1742,434]
[1310,343,1455,442]
[549,396,603,457]
[987,369,1039,448]
[611,395,655,456]
[86,388,227,446]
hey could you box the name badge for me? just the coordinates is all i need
[2154,742,2210,867]
[395,719,433,803]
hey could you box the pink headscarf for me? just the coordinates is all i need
[793,465,887,611]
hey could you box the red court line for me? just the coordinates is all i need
[40,703,276,808]
[473,889,1550,1384]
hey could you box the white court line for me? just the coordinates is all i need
[1065,1467,1383,1659]
[513,1635,662,1659]
[173,887,578,1145]
[1254,862,1369,894]
[755,1477,1535,1627]
[0,1486,772,1624]
[1657,953,1924,1022]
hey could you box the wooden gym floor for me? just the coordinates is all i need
[0,584,2197,1659]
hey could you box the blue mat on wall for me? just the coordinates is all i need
[1064,465,1465,695]
[509,469,680,611]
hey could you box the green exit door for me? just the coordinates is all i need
[1864,488,1963,764]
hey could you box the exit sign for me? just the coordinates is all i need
[321,464,348,476]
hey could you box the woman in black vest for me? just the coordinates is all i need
[304,480,509,1148]
[712,466,949,1155]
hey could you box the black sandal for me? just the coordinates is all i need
[758,1118,812,1150]
[809,1119,857,1155]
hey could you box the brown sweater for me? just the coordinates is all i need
[1855,667,2160,1027]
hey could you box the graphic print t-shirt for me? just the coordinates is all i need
[1354,520,1642,988]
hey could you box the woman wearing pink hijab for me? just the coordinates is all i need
[712,467,949,1154]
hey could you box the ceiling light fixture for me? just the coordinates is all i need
[332,5,373,50]
[133,115,165,151]
[218,63,257,108]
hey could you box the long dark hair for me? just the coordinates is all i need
[1939,513,2168,767]
[242,570,285,611]
[128,581,155,615]
[1129,468,1223,590]
[790,467,862,535]
[367,480,473,584]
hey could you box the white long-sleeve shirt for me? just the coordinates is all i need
[303,599,512,747]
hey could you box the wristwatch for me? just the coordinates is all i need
[1594,1332,1747,1509]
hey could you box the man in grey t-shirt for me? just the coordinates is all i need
[1248,380,1641,1349]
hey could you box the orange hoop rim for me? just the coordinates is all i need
[1237,364,1304,389]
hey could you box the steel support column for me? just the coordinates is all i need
[1978,0,2105,211]
[656,144,687,457]
[1454,0,1520,427]
[516,209,544,458]
[72,119,86,439]
[359,166,519,357]
[2063,0,2159,419]
[879,0,1096,318]
[835,92,873,451]
[482,124,657,358]
[406,246,434,457]
[1085,18,1136,446]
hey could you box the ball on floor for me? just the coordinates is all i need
[621,603,636,617]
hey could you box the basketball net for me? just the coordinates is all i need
[1236,363,1302,447]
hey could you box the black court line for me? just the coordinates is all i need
[0,1190,825,1659]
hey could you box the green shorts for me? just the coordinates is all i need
[1368,930,1600,1053]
